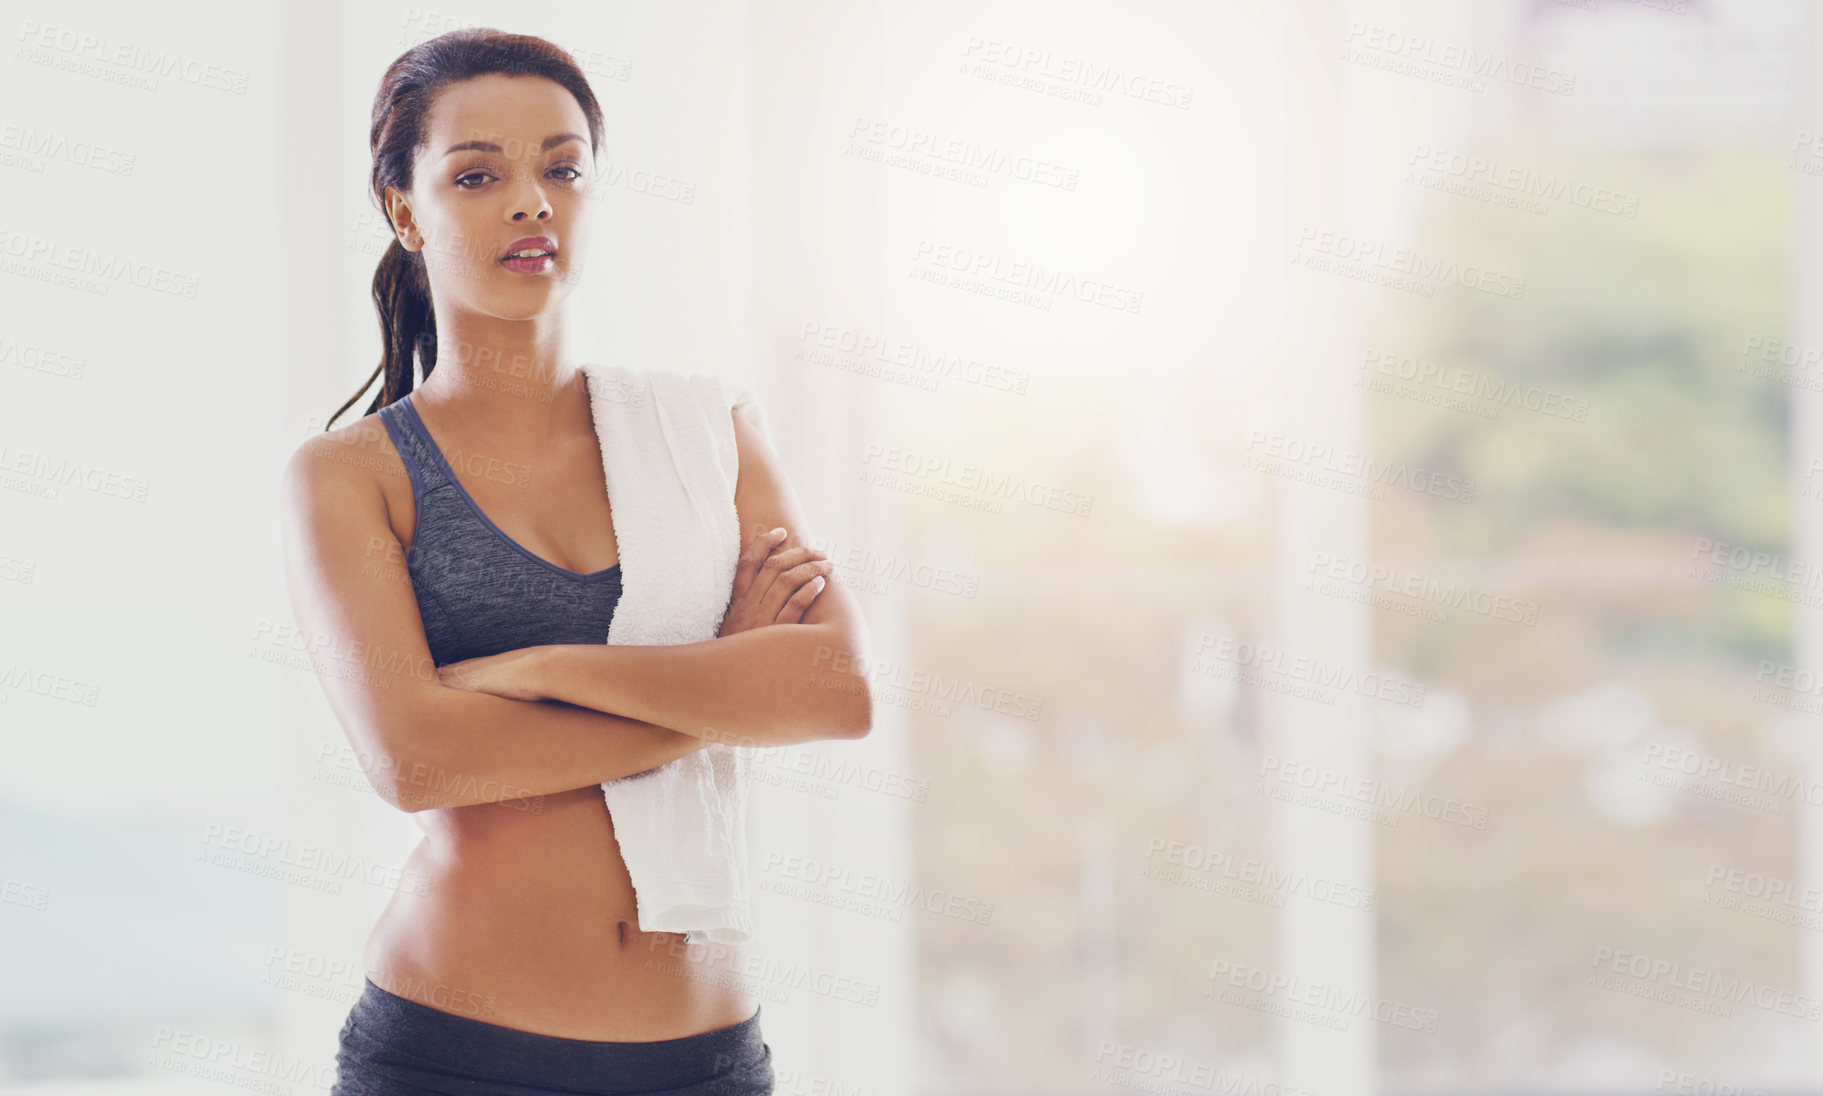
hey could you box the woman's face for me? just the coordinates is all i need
[385,73,595,323]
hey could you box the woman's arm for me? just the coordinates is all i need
[522,621,867,746]
[514,399,876,745]
[279,427,711,813]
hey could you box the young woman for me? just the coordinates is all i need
[279,28,873,1095]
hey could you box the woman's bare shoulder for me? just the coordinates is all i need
[282,407,405,501]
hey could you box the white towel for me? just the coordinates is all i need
[578,361,761,946]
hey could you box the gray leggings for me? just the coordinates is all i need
[331,977,774,1095]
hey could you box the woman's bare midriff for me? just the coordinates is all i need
[361,414,756,1043]
[363,789,758,1041]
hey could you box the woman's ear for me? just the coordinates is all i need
[385,186,422,251]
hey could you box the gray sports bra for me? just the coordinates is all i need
[377,394,622,667]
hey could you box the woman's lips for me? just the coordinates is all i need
[499,236,557,275]
[500,253,555,275]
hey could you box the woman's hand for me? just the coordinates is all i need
[436,647,549,701]
[719,526,834,638]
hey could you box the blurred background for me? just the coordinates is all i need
[0,0,1807,1091]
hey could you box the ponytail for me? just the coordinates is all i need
[324,238,436,431]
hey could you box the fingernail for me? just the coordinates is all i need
[769,527,786,539]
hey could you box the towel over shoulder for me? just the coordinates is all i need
[579,361,760,945]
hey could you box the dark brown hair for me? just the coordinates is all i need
[325,28,606,430]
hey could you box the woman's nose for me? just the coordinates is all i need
[506,171,552,221]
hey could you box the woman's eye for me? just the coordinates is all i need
[550,165,582,182]
[455,171,492,189]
